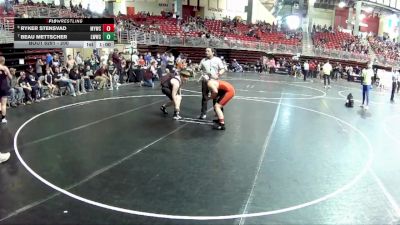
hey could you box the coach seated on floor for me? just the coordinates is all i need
[142,60,158,88]
[94,64,109,90]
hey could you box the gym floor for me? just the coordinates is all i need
[1,72,400,225]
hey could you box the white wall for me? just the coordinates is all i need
[378,14,399,39]
[251,0,275,24]
[310,8,334,27]
[202,0,247,20]
[122,0,249,21]
[114,0,127,15]
[125,0,172,15]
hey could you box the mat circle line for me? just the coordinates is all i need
[207,78,327,100]
[13,94,373,220]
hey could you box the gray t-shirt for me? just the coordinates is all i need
[200,56,224,79]
[36,62,42,74]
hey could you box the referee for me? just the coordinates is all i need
[198,48,225,119]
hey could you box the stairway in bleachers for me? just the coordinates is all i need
[302,31,313,56]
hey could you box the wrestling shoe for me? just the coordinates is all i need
[173,112,182,120]
[160,105,168,114]
[213,123,225,130]
[0,152,10,163]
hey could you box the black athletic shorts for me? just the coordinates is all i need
[0,79,10,97]
[162,87,173,100]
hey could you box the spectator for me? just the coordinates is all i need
[83,65,95,91]
[75,52,84,66]
[131,51,139,65]
[9,68,24,107]
[35,58,44,77]
[43,68,56,97]
[303,60,309,81]
[390,69,398,103]
[46,52,53,65]
[53,67,76,97]
[69,66,85,95]
[143,60,157,87]
[166,53,175,72]
[144,52,152,66]
[25,66,43,101]
[51,54,61,68]
[231,59,243,72]
[100,51,108,66]
[17,72,33,104]
[107,59,120,90]
[94,64,108,90]
[323,60,332,88]
[360,64,374,109]
[127,62,143,86]
[66,54,76,72]
[138,55,146,67]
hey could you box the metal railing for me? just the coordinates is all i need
[5,5,80,18]
[0,30,14,44]
[121,30,303,55]
[119,30,374,63]
[312,47,370,63]
[374,55,400,68]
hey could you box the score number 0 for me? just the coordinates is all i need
[103,24,115,32]
[102,24,115,41]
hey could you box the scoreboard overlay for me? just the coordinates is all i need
[14,18,115,49]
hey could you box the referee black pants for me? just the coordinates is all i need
[201,79,216,115]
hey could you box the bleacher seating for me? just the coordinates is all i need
[203,19,300,45]
[313,31,355,49]
[369,37,400,62]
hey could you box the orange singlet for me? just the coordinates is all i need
[217,80,235,106]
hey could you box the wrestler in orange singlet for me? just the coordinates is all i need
[207,79,235,130]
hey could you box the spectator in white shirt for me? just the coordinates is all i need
[75,52,83,66]
[131,52,139,65]
[303,60,309,81]
[100,51,108,66]
[323,60,332,88]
